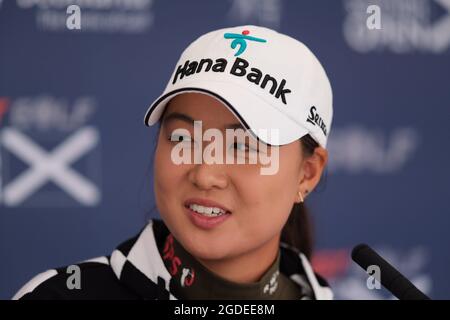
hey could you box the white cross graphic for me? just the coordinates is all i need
[432,0,450,52]
[0,126,100,206]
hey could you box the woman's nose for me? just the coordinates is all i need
[188,163,228,191]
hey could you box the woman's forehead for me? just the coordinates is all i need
[165,92,240,125]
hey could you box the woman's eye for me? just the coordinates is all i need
[232,142,257,152]
[233,142,247,151]
[168,134,192,142]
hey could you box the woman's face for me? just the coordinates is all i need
[154,92,306,262]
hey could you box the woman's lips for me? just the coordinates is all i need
[184,205,231,230]
[184,197,232,230]
[184,198,232,214]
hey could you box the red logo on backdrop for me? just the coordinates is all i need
[311,249,350,280]
[0,97,10,125]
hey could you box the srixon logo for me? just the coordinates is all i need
[172,57,292,105]
[307,106,328,137]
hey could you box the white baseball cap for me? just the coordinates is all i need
[144,25,333,148]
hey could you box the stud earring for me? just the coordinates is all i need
[298,191,304,203]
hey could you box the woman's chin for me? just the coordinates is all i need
[182,238,235,261]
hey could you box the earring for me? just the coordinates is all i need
[298,190,304,203]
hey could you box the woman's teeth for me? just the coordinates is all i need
[189,204,226,217]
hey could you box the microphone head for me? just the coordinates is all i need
[351,243,375,270]
[351,243,370,262]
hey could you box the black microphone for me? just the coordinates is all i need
[351,243,430,300]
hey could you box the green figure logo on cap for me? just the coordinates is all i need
[224,30,267,56]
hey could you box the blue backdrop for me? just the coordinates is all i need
[1,0,449,299]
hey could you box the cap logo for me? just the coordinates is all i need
[224,30,267,56]
[307,106,328,137]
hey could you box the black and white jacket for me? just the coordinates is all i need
[13,219,333,300]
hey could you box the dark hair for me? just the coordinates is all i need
[280,134,319,259]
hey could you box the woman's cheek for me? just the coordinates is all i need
[237,169,294,229]
[154,144,179,211]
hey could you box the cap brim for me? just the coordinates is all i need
[144,81,309,146]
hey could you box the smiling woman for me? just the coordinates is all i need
[153,92,328,296]
[13,25,333,300]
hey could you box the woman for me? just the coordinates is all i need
[14,25,333,300]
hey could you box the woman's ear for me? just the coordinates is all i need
[297,146,328,201]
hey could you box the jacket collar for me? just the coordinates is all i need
[109,219,333,300]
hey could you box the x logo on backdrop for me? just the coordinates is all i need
[0,96,101,207]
